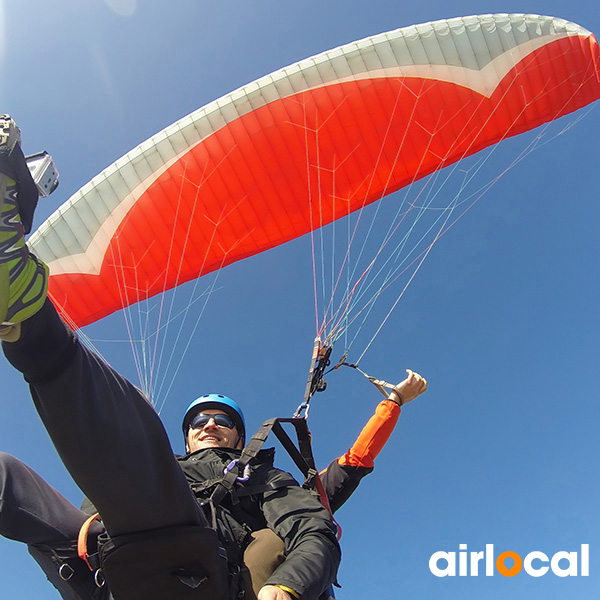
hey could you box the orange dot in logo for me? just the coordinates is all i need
[496,551,523,577]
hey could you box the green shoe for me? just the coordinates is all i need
[0,116,48,326]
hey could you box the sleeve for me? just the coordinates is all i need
[338,399,400,468]
[318,400,401,513]
[319,460,372,514]
[260,471,341,600]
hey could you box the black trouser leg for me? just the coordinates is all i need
[0,452,107,599]
[2,300,203,536]
[0,451,101,543]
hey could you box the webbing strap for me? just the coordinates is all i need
[77,512,100,571]
[342,363,397,400]
[271,419,315,480]
[209,419,281,507]
[275,419,341,539]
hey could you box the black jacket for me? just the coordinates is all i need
[178,447,341,600]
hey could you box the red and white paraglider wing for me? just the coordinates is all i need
[28,14,600,328]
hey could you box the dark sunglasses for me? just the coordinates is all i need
[190,413,236,430]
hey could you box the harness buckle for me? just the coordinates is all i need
[94,569,106,588]
[58,563,75,581]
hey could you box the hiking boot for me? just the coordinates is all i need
[0,115,48,329]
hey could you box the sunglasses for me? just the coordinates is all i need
[189,412,236,431]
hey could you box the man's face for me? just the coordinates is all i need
[186,408,242,453]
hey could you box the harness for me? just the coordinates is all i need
[38,416,337,600]
[47,515,230,600]
[208,417,341,540]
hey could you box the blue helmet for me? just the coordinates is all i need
[182,394,246,445]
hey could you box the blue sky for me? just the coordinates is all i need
[1,1,599,598]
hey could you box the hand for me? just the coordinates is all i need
[388,369,427,406]
[257,585,293,600]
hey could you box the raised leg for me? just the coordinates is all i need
[3,301,204,536]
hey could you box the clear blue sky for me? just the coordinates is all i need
[1,1,598,598]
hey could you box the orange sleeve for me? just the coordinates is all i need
[337,400,401,468]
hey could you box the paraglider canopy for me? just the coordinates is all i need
[28,14,600,330]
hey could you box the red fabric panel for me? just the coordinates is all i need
[48,35,600,327]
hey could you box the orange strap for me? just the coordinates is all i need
[77,512,100,571]
[337,400,400,468]
[314,470,342,540]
